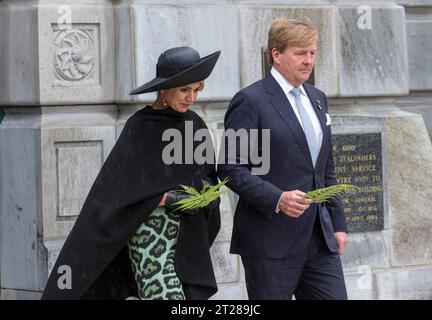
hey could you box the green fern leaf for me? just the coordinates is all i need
[305,184,359,203]
[171,178,229,213]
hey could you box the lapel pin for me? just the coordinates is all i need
[316,99,322,110]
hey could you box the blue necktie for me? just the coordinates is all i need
[291,87,319,167]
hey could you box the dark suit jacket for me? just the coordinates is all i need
[217,74,347,259]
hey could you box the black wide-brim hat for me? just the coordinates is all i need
[130,47,221,95]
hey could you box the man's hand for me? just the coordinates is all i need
[334,232,348,255]
[278,190,312,218]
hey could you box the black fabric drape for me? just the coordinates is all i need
[41,106,220,300]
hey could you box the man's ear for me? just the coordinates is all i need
[271,48,280,65]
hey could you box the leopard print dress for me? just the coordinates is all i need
[127,207,185,300]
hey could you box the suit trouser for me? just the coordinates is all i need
[241,217,347,300]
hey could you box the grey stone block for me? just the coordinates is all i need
[0,115,42,291]
[390,227,432,267]
[239,6,339,96]
[235,0,333,4]
[202,104,229,156]
[0,3,39,105]
[331,113,386,135]
[386,114,432,229]
[0,108,94,292]
[114,3,135,103]
[398,105,432,141]
[0,3,115,105]
[344,270,375,300]
[330,108,432,232]
[406,21,432,91]
[44,239,66,277]
[376,266,432,299]
[40,106,117,239]
[198,107,238,242]
[38,5,115,105]
[337,5,409,97]
[211,241,240,283]
[0,289,42,300]
[130,4,240,103]
[210,281,248,300]
[214,191,235,243]
[341,231,389,272]
[124,0,232,4]
[397,0,432,6]
[189,104,205,120]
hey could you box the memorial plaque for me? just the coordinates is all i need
[331,133,384,232]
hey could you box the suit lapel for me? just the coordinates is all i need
[264,74,313,165]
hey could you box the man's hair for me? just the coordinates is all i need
[267,18,318,65]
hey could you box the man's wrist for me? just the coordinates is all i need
[275,193,283,214]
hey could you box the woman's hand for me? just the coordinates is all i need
[158,192,168,207]
[163,190,199,215]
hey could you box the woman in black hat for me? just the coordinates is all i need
[42,47,222,300]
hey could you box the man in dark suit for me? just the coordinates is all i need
[217,18,348,300]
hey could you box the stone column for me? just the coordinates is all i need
[0,0,116,299]
[0,106,117,299]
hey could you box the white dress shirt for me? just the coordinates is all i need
[270,67,323,213]
[271,67,323,149]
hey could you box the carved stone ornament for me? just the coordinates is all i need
[53,29,96,81]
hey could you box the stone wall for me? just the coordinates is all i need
[1,0,432,300]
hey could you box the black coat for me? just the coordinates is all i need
[41,106,221,300]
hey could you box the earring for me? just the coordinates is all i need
[162,96,168,107]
